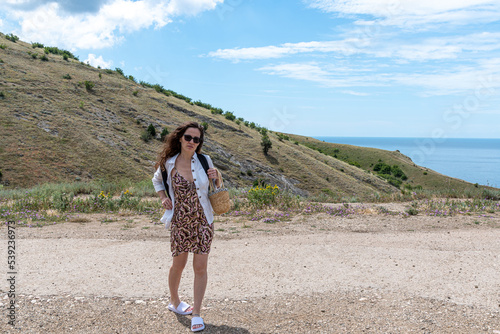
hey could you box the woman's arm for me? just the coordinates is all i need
[206,155,221,187]
[152,166,172,209]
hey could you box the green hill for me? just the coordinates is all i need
[0,32,496,200]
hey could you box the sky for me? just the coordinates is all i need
[1,0,500,138]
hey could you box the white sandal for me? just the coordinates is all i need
[167,301,193,315]
[191,316,205,332]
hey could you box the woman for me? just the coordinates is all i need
[152,121,219,332]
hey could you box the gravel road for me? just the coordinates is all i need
[1,210,499,333]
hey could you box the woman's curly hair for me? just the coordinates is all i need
[155,121,205,171]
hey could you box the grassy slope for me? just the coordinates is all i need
[0,33,494,199]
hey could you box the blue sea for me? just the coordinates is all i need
[314,137,500,188]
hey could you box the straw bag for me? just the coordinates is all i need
[209,169,231,215]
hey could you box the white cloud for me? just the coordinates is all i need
[209,31,500,63]
[258,59,500,96]
[208,39,368,61]
[258,62,387,88]
[305,0,500,27]
[5,0,223,50]
[342,90,370,96]
[84,54,113,68]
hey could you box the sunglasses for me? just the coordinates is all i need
[183,134,201,144]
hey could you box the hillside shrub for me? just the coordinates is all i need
[224,111,236,121]
[115,68,124,76]
[277,133,289,141]
[105,69,113,74]
[128,75,136,83]
[132,90,138,96]
[32,42,44,48]
[62,74,72,80]
[391,165,405,178]
[201,122,209,131]
[0,91,5,99]
[84,81,95,91]
[261,133,272,155]
[160,127,169,141]
[147,124,156,137]
[40,54,49,61]
[348,161,361,168]
[42,46,76,60]
[0,44,6,49]
[31,53,38,59]
[5,34,19,42]
[141,130,152,142]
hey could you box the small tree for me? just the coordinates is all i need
[147,124,156,138]
[261,134,272,155]
[160,127,169,141]
[201,122,209,131]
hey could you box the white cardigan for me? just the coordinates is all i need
[152,153,215,228]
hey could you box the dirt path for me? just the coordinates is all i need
[1,211,500,333]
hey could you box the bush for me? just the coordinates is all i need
[128,75,136,82]
[391,165,405,178]
[146,124,156,139]
[84,81,95,91]
[247,185,279,208]
[0,44,6,49]
[0,91,5,99]
[32,42,44,48]
[43,46,76,59]
[201,122,209,131]
[62,74,72,80]
[40,54,49,61]
[277,133,290,141]
[406,207,418,216]
[160,127,169,141]
[132,90,138,96]
[115,68,124,76]
[261,134,272,155]
[141,130,152,142]
[31,53,38,59]
[224,111,236,121]
[5,34,19,42]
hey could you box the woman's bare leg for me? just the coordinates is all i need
[192,253,209,316]
[169,252,188,307]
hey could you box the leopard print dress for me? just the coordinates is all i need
[170,168,214,257]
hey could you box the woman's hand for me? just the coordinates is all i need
[161,197,172,210]
[207,168,218,179]
[207,168,221,187]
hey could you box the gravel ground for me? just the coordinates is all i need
[1,206,499,333]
